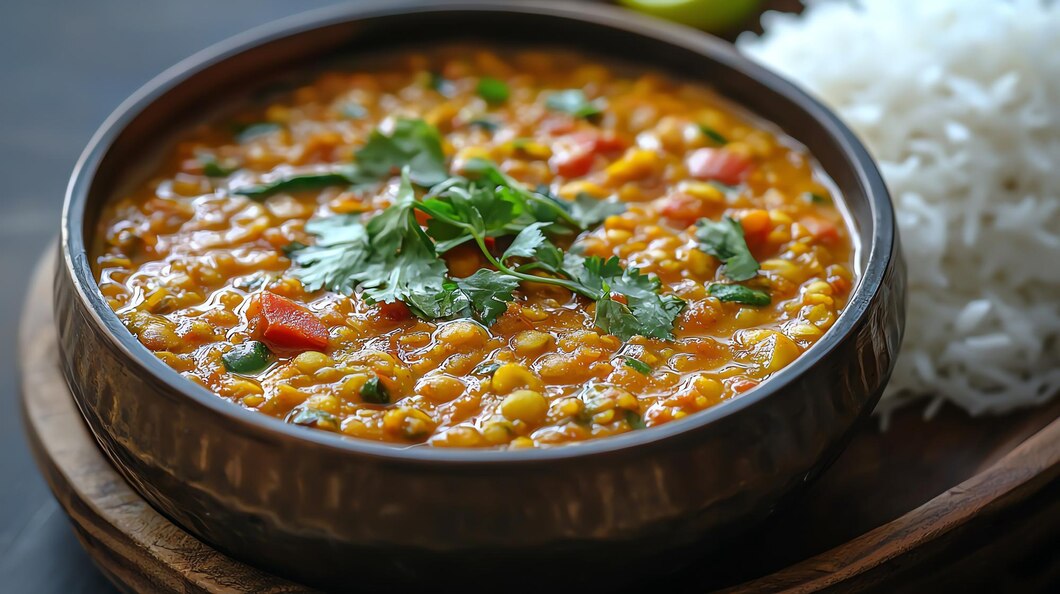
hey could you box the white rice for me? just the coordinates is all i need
[737,0,1060,417]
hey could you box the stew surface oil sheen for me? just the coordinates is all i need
[93,47,854,448]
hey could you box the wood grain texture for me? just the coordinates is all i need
[21,244,1059,594]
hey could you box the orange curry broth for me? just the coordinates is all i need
[93,46,854,448]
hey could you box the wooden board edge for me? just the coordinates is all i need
[726,405,1060,591]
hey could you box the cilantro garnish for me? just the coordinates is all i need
[289,170,448,316]
[698,124,728,145]
[289,408,339,428]
[429,72,455,96]
[625,410,647,430]
[232,118,447,199]
[198,154,238,178]
[569,192,627,229]
[694,216,760,281]
[468,118,500,132]
[472,361,501,376]
[282,120,682,339]
[360,377,389,404]
[545,89,604,119]
[708,283,771,306]
[341,102,367,119]
[355,118,448,187]
[235,122,281,143]
[476,77,509,104]
[578,258,686,341]
[232,170,360,200]
[624,357,652,375]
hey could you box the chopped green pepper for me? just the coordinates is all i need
[708,283,771,306]
[222,341,271,374]
[360,376,390,404]
[624,357,652,375]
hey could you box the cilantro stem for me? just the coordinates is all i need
[470,228,595,299]
[418,200,595,299]
[522,190,581,228]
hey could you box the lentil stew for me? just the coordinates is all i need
[93,46,855,448]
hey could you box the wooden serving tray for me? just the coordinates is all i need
[21,250,1060,592]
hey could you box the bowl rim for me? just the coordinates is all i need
[61,0,895,465]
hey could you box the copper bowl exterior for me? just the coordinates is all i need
[55,1,905,589]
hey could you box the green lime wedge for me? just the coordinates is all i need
[618,0,762,33]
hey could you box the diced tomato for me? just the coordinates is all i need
[550,136,597,178]
[658,193,711,227]
[592,132,629,154]
[548,132,628,178]
[377,301,412,321]
[414,209,432,226]
[257,292,329,351]
[801,217,840,244]
[541,115,576,136]
[686,148,752,186]
[609,293,629,306]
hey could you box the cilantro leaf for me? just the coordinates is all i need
[290,170,448,313]
[545,89,604,119]
[341,102,367,119]
[624,357,652,375]
[694,216,760,281]
[698,124,728,145]
[502,222,549,261]
[198,154,238,177]
[569,193,626,228]
[360,377,389,404]
[289,407,340,428]
[708,283,771,306]
[355,118,447,187]
[232,118,447,199]
[289,214,371,294]
[570,256,686,340]
[453,270,520,326]
[429,72,455,96]
[476,77,510,104]
[625,410,647,430]
[468,118,500,132]
[236,122,281,142]
[595,298,644,341]
[472,361,500,376]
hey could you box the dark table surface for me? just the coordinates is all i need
[0,2,336,591]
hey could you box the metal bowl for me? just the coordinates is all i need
[55,1,905,589]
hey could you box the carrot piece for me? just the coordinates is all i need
[258,292,329,351]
